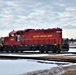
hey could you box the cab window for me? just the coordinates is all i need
[16,35,22,41]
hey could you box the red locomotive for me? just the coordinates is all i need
[0,28,69,53]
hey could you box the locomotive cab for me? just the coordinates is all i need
[0,30,23,52]
[8,30,22,44]
[9,32,22,42]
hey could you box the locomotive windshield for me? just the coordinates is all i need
[10,34,14,37]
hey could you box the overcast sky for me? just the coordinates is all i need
[0,0,76,38]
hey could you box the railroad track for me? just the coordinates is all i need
[0,49,76,56]
[0,52,76,63]
[0,50,72,54]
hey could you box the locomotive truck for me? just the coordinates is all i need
[0,28,69,53]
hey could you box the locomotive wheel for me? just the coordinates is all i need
[44,46,49,53]
[53,50,56,53]
[40,50,44,53]
[39,46,44,53]
[15,51,18,53]
[46,50,48,53]
[11,50,13,53]
[6,50,9,53]
[20,50,23,53]
[57,51,60,53]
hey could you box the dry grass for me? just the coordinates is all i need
[62,65,76,75]
[23,65,76,75]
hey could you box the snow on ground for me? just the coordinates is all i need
[0,59,58,75]
[23,60,76,75]
[0,53,69,57]
[0,48,76,75]
[25,66,65,75]
[0,59,74,75]
[25,64,76,75]
[68,48,76,52]
[0,54,49,57]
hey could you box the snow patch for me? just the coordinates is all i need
[0,54,49,57]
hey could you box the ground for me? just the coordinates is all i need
[63,65,76,75]
[23,65,76,75]
[0,52,76,75]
